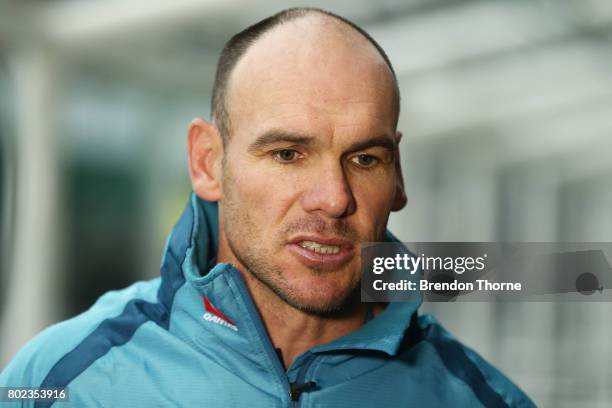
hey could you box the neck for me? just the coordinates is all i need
[216,230,379,368]
[242,270,370,368]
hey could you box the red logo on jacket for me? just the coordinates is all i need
[202,295,238,332]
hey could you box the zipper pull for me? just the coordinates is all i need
[289,381,317,402]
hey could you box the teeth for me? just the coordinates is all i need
[299,240,341,254]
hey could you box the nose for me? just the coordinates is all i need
[300,161,356,218]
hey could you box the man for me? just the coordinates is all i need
[1,8,535,407]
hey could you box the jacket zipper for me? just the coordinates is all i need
[288,353,318,406]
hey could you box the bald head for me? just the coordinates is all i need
[211,7,400,144]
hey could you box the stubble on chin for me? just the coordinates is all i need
[222,208,360,313]
[223,212,360,315]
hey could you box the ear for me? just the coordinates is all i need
[187,118,223,202]
[391,131,407,211]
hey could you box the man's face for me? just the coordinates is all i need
[218,18,402,314]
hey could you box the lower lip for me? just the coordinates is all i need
[287,243,355,269]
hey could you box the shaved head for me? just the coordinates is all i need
[211,7,400,145]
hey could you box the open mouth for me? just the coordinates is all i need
[287,236,355,268]
[298,240,341,254]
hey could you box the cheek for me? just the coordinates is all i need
[231,164,300,225]
[351,176,396,234]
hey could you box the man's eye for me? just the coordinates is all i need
[273,149,301,162]
[351,154,379,168]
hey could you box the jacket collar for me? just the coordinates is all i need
[162,193,422,356]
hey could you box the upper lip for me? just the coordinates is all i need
[289,235,354,249]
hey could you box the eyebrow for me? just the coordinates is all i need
[247,130,315,153]
[247,129,396,153]
[346,134,396,152]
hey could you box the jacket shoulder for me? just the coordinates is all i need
[417,313,536,408]
[0,278,161,389]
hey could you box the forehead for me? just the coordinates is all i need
[226,15,397,144]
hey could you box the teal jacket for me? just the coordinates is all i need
[1,194,535,407]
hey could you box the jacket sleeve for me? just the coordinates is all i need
[418,313,537,408]
[0,279,162,408]
[462,346,537,408]
[0,321,78,408]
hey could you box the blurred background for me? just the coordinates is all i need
[1,0,612,406]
